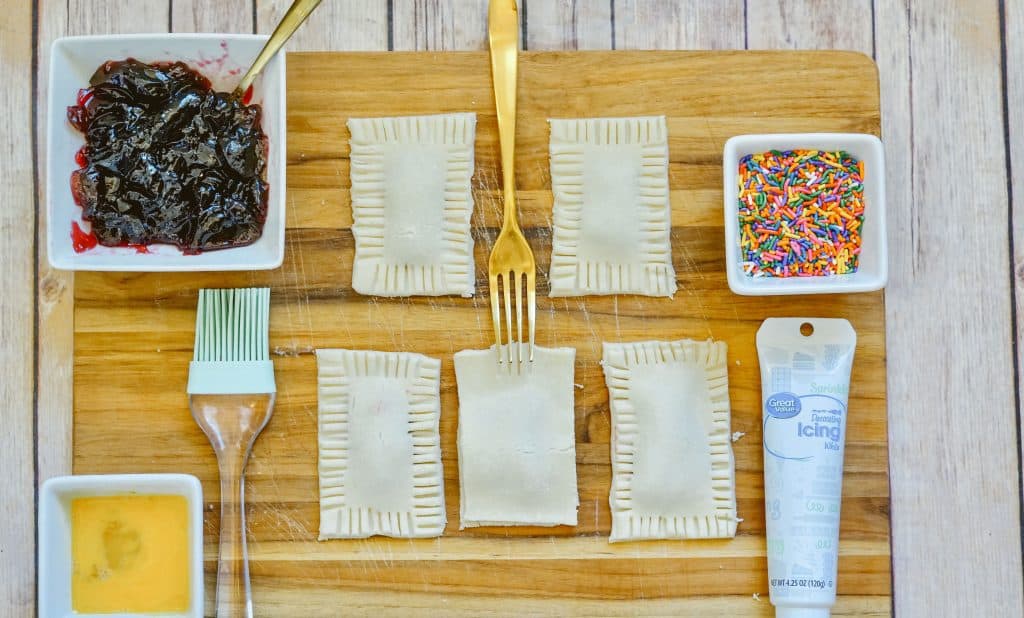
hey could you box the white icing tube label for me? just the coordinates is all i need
[757,318,856,617]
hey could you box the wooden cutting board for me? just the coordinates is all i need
[73,51,890,616]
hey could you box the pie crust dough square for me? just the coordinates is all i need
[548,116,676,297]
[601,339,737,542]
[316,349,445,539]
[454,345,579,527]
[348,113,477,297]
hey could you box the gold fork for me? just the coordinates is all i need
[488,0,536,365]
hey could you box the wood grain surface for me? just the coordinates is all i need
[1,1,37,614]
[71,50,890,616]
[8,1,1024,617]
[614,1,744,50]
[527,1,610,50]
[879,2,1023,615]
[1011,0,1024,524]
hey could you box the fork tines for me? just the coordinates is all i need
[489,269,535,366]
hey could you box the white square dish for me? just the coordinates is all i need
[722,133,887,295]
[46,34,286,271]
[38,473,205,618]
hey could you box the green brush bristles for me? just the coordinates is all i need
[193,288,271,362]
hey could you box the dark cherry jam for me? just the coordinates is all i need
[67,59,268,253]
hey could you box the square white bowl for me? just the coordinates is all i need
[722,133,887,295]
[38,474,204,618]
[47,34,286,271]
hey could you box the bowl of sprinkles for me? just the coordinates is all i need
[723,133,887,295]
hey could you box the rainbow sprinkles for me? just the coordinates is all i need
[737,149,865,278]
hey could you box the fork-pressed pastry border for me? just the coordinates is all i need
[548,116,676,297]
[316,348,446,539]
[348,113,476,297]
[602,338,737,542]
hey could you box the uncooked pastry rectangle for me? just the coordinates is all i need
[602,339,737,542]
[548,116,676,297]
[348,113,476,297]
[316,348,445,539]
[454,345,579,527]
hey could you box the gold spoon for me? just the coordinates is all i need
[232,0,324,99]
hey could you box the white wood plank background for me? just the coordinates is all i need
[4,0,1022,615]
[1,0,37,613]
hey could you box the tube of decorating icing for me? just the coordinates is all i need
[756,318,856,618]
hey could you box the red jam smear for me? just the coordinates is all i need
[71,221,98,253]
[67,59,268,254]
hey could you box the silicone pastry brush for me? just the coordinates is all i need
[188,287,275,618]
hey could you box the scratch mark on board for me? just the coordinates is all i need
[612,295,621,338]
[282,227,302,350]
[470,292,485,338]
[576,298,600,356]
[292,213,316,347]
[273,345,315,357]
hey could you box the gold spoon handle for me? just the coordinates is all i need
[233,0,324,98]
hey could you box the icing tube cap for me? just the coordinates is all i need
[776,608,830,618]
